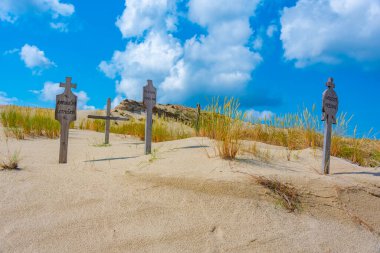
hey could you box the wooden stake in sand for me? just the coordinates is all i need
[321,77,339,174]
[143,80,157,155]
[55,77,77,164]
[87,98,129,144]
[195,103,201,135]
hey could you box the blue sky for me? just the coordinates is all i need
[0,0,379,137]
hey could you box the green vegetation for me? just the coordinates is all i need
[1,137,21,171]
[0,106,60,139]
[79,116,193,143]
[1,100,379,167]
[198,97,380,166]
[199,97,246,159]
[1,149,21,170]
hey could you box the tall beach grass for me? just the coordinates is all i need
[79,116,193,143]
[198,97,380,166]
[0,106,60,139]
[199,97,246,159]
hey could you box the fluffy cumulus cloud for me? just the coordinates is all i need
[33,82,95,110]
[99,31,182,100]
[281,0,380,67]
[20,44,55,74]
[0,91,17,105]
[101,0,262,103]
[116,0,177,38]
[0,0,74,23]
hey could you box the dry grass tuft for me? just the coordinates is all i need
[1,149,21,170]
[251,175,301,212]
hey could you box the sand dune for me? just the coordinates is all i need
[1,128,379,252]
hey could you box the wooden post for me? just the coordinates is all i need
[195,103,201,135]
[87,98,129,145]
[321,77,339,174]
[143,80,157,155]
[105,98,111,144]
[59,121,70,163]
[55,77,77,164]
[322,121,332,174]
[145,105,153,154]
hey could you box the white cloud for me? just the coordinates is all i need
[101,0,262,104]
[34,82,95,110]
[0,91,17,105]
[0,0,74,23]
[20,44,55,74]
[75,91,96,110]
[266,24,278,38]
[281,0,380,67]
[50,22,68,32]
[111,95,125,109]
[253,37,263,50]
[3,48,19,55]
[37,81,63,101]
[116,0,176,38]
[99,31,182,100]
[246,109,274,120]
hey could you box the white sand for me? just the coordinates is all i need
[1,128,379,252]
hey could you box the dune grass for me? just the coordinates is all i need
[1,102,378,167]
[198,98,380,166]
[199,97,246,159]
[1,149,21,170]
[0,106,60,139]
[79,116,193,143]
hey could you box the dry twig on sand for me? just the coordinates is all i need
[251,175,301,212]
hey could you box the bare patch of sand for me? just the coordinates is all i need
[1,128,379,252]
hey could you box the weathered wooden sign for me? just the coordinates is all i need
[143,80,156,155]
[87,98,129,144]
[55,77,77,164]
[321,77,339,174]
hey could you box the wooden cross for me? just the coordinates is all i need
[326,77,335,88]
[321,77,339,175]
[55,76,78,164]
[60,77,77,94]
[87,98,129,144]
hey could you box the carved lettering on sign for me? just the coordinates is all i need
[322,77,338,124]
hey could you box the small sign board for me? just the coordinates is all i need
[143,80,157,108]
[55,77,77,123]
[322,77,338,124]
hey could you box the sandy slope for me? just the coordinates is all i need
[1,128,379,253]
